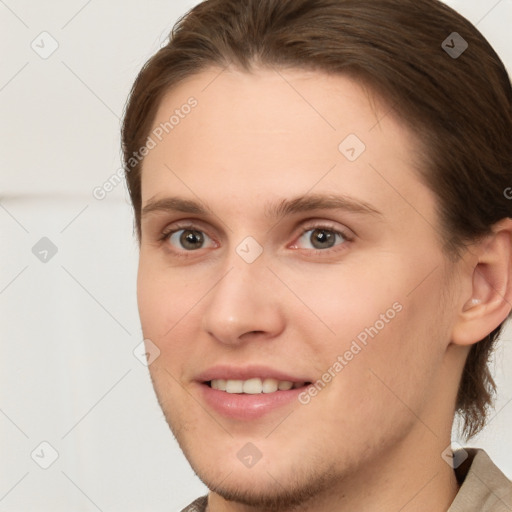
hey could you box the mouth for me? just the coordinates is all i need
[195,365,314,420]
[196,371,313,420]
[205,378,311,393]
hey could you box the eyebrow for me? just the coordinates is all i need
[266,193,382,218]
[141,193,382,219]
[142,197,208,218]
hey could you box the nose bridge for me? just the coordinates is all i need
[201,246,284,343]
[216,234,270,298]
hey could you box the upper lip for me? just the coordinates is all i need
[196,365,311,383]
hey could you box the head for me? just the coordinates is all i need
[122,0,512,507]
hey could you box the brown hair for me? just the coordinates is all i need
[121,0,512,439]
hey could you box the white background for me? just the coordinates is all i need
[0,1,511,510]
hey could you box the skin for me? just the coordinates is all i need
[136,67,512,511]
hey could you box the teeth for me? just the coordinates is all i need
[244,378,264,394]
[226,380,243,393]
[211,379,226,391]
[210,378,305,394]
[262,378,279,393]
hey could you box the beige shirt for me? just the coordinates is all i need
[181,449,511,512]
[448,449,511,511]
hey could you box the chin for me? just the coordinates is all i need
[175,429,343,511]
[194,459,338,512]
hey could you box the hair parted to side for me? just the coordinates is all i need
[121,0,512,439]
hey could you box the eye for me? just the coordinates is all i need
[166,228,215,251]
[294,227,348,250]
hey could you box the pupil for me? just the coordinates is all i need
[311,229,335,249]
[180,230,204,250]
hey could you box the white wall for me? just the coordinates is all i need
[0,1,510,510]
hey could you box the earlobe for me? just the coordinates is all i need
[451,219,512,346]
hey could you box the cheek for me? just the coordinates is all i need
[291,256,449,398]
[137,262,166,337]
[345,285,447,421]
[137,256,200,335]
[136,257,216,378]
[276,257,399,341]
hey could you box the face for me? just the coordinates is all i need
[137,67,460,507]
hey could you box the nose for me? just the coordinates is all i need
[201,257,286,345]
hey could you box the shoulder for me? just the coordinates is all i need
[179,495,208,512]
[449,448,511,512]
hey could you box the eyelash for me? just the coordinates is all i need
[158,221,353,257]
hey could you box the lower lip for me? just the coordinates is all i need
[198,382,307,420]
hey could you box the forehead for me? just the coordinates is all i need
[140,66,433,225]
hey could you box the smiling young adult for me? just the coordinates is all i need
[121,0,512,510]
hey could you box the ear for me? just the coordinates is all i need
[451,218,512,346]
